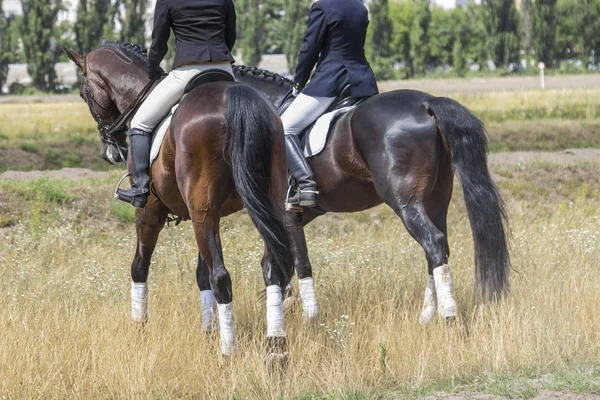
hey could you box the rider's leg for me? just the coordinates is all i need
[116,63,234,208]
[281,93,334,208]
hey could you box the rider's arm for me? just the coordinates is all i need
[147,0,171,77]
[294,4,327,92]
[225,0,237,52]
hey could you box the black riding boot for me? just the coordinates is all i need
[285,135,318,209]
[115,128,151,208]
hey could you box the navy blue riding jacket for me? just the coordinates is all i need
[294,0,379,98]
[147,0,236,76]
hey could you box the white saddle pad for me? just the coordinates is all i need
[304,106,356,158]
[150,103,179,165]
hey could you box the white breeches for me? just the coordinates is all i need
[281,93,335,136]
[130,63,234,132]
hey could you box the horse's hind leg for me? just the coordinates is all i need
[284,212,320,322]
[131,198,168,323]
[196,256,217,332]
[394,200,456,321]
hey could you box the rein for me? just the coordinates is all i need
[81,58,158,162]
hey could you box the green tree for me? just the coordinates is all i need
[238,0,266,66]
[482,0,522,67]
[0,2,10,92]
[389,1,414,78]
[103,0,121,41]
[74,0,110,53]
[410,0,431,75]
[555,0,581,60]
[120,0,147,46]
[281,0,310,73]
[580,0,600,65]
[20,0,66,92]
[453,37,468,77]
[428,7,455,67]
[367,0,395,79]
[532,0,558,66]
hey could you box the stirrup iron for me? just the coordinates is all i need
[113,172,133,199]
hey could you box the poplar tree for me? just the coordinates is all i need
[482,0,522,67]
[239,0,265,66]
[74,0,110,53]
[120,0,147,47]
[20,0,65,92]
[410,0,431,75]
[368,0,396,79]
[0,2,9,92]
[282,0,311,73]
[532,0,557,65]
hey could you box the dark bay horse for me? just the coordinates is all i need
[232,66,511,324]
[63,43,294,358]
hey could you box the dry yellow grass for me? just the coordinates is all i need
[0,158,599,398]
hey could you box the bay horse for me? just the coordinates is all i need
[63,43,294,359]
[230,66,511,324]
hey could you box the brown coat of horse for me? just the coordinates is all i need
[64,43,293,359]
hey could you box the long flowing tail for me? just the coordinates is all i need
[425,97,510,300]
[226,84,293,289]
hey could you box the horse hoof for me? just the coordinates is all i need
[302,308,320,324]
[418,305,437,325]
[283,296,298,314]
[267,352,289,374]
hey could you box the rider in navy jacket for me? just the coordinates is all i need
[293,0,378,98]
[283,0,378,210]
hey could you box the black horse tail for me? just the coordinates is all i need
[226,84,293,289]
[426,97,510,301]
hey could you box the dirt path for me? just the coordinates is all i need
[1,149,597,181]
[378,74,600,93]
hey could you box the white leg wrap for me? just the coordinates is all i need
[418,275,438,325]
[433,264,457,318]
[266,285,285,337]
[298,277,320,321]
[217,303,237,356]
[200,290,217,332]
[131,282,149,323]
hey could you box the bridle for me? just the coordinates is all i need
[81,57,158,163]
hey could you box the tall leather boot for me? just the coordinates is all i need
[285,135,318,209]
[115,128,151,208]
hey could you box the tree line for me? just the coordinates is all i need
[1,0,599,93]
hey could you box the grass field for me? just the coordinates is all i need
[0,156,599,398]
[0,88,599,171]
[0,87,599,398]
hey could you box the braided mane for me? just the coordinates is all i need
[95,40,289,86]
[96,39,166,75]
[233,65,292,86]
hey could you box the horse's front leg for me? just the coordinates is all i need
[130,197,168,323]
[196,255,217,332]
[261,249,290,372]
[285,212,320,323]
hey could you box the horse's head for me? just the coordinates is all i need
[64,43,150,165]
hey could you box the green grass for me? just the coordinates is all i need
[110,200,136,224]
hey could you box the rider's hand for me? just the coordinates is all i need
[147,63,162,80]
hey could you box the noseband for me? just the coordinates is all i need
[81,58,158,163]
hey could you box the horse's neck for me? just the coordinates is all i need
[110,79,147,114]
[237,76,290,104]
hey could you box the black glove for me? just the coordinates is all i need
[147,63,162,80]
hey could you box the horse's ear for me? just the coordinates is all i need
[63,47,85,69]
[101,37,110,46]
